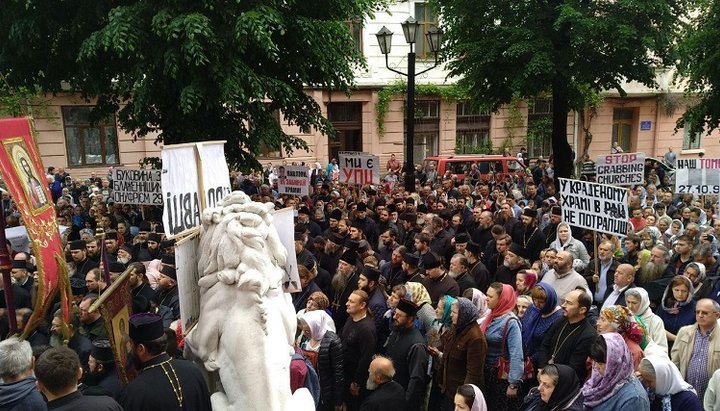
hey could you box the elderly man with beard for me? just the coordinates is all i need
[332,250,361,331]
[495,242,530,287]
[383,299,429,410]
[360,356,407,411]
[449,254,476,295]
[542,251,591,300]
[583,240,619,305]
[517,208,545,262]
[357,266,388,349]
[643,244,674,304]
[420,252,459,307]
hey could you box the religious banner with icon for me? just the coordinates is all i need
[90,266,137,384]
[0,117,71,337]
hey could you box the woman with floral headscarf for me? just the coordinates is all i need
[403,282,436,337]
[463,288,491,325]
[435,297,487,410]
[582,333,650,410]
[426,294,458,411]
[638,356,702,411]
[596,305,647,370]
[483,282,523,410]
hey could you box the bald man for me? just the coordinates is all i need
[601,263,637,309]
[360,356,407,411]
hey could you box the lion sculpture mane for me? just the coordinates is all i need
[185,191,314,411]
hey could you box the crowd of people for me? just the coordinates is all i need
[0,154,719,411]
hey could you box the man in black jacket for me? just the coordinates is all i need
[359,356,407,411]
[537,289,598,381]
[383,299,428,410]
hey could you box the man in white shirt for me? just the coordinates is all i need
[542,250,590,300]
[601,263,636,309]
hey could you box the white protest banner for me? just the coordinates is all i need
[273,207,301,293]
[197,142,232,209]
[595,152,645,186]
[111,168,162,205]
[277,165,309,196]
[161,141,232,237]
[558,178,629,237]
[676,158,720,195]
[176,235,200,334]
[339,151,380,185]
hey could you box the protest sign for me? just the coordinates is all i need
[161,141,232,237]
[339,151,380,185]
[558,178,629,237]
[676,158,720,195]
[277,165,310,196]
[595,152,645,186]
[111,168,162,205]
[274,207,301,293]
[0,118,70,337]
[176,235,200,334]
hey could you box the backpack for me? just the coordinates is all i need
[292,351,321,406]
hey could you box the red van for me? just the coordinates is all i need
[422,155,526,182]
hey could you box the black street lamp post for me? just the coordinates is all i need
[376,18,443,193]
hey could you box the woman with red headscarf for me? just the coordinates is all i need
[482,282,524,411]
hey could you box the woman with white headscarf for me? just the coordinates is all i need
[625,287,668,353]
[454,384,488,411]
[638,356,702,410]
[549,222,590,272]
[299,310,344,411]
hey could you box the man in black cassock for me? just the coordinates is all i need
[119,313,211,411]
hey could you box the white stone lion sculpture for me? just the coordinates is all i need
[185,191,314,411]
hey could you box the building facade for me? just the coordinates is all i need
[26,2,719,179]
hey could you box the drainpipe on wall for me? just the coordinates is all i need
[573,110,579,177]
[653,95,660,158]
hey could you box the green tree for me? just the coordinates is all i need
[677,0,720,134]
[435,0,688,178]
[0,0,386,169]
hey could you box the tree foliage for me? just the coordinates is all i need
[677,0,720,135]
[434,0,688,178]
[0,0,387,169]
